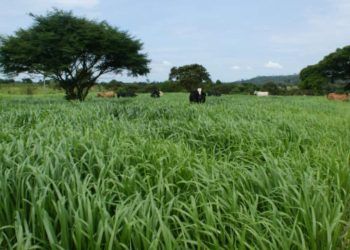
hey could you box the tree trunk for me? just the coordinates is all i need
[64,86,78,100]
[77,86,84,101]
[77,82,94,101]
[60,79,95,101]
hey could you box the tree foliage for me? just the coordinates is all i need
[169,64,211,91]
[300,46,350,92]
[261,82,280,95]
[299,65,328,92]
[0,9,150,101]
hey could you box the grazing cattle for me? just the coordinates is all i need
[189,88,206,103]
[151,89,161,98]
[254,91,269,96]
[327,93,349,101]
[97,91,116,98]
[117,90,137,98]
[159,91,164,97]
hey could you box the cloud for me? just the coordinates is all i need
[231,65,254,71]
[162,60,172,66]
[231,65,241,70]
[264,61,283,69]
[332,0,350,11]
[151,60,172,74]
[269,0,350,55]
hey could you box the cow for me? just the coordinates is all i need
[117,90,137,98]
[151,89,161,98]
[327,93,349,101]
[254,91,269,96]
[97,91,116,98]
[189,88,206,103]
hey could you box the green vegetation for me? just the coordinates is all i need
[0,94,349,249]
[300,45,350,93]
[169,64,211,91]
[0,9,149,101]
[235,74,300,85]
[0,84,62,96]
[0,81,307,97]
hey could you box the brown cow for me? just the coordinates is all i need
[97,91,116,98]
[327,93,349,101]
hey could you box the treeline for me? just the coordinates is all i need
[0,78,16,83]
[234,74,300,85]
[0,78,41,84]
[98,80,317,96]
[0,78,333,96]
[2,78,343,96]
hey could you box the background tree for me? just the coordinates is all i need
[299,65,328,93]
[0,9,150,101]
[300,46,350,93]
[261,82,279,95]
[0,78,15,84]
[169,64,211,91]
[238,83,258,95]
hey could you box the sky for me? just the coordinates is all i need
[0,0,350,82]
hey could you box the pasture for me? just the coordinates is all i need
[0,93,350,249]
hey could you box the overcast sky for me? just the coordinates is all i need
[1,0,350,82]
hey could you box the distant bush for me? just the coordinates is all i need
[0,78,15,83]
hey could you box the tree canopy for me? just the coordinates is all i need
[300,46,350,92]
[0,9,150,101]
[261,82,280,95]
[169,64,211,91]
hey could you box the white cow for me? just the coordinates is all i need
[254,91,269,96]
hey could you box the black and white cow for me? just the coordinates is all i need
[189,88,206,103]
[151,89,160,98]
[117,90,137,98]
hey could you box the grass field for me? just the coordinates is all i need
[0,93,350,249]
[0,84,63,96]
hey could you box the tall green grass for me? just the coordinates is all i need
[0,94,349,249]
[0,84,63,96]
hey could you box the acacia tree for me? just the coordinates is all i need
[169,64,211,91]
[0,10,150,101]
[300,46,350,92]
